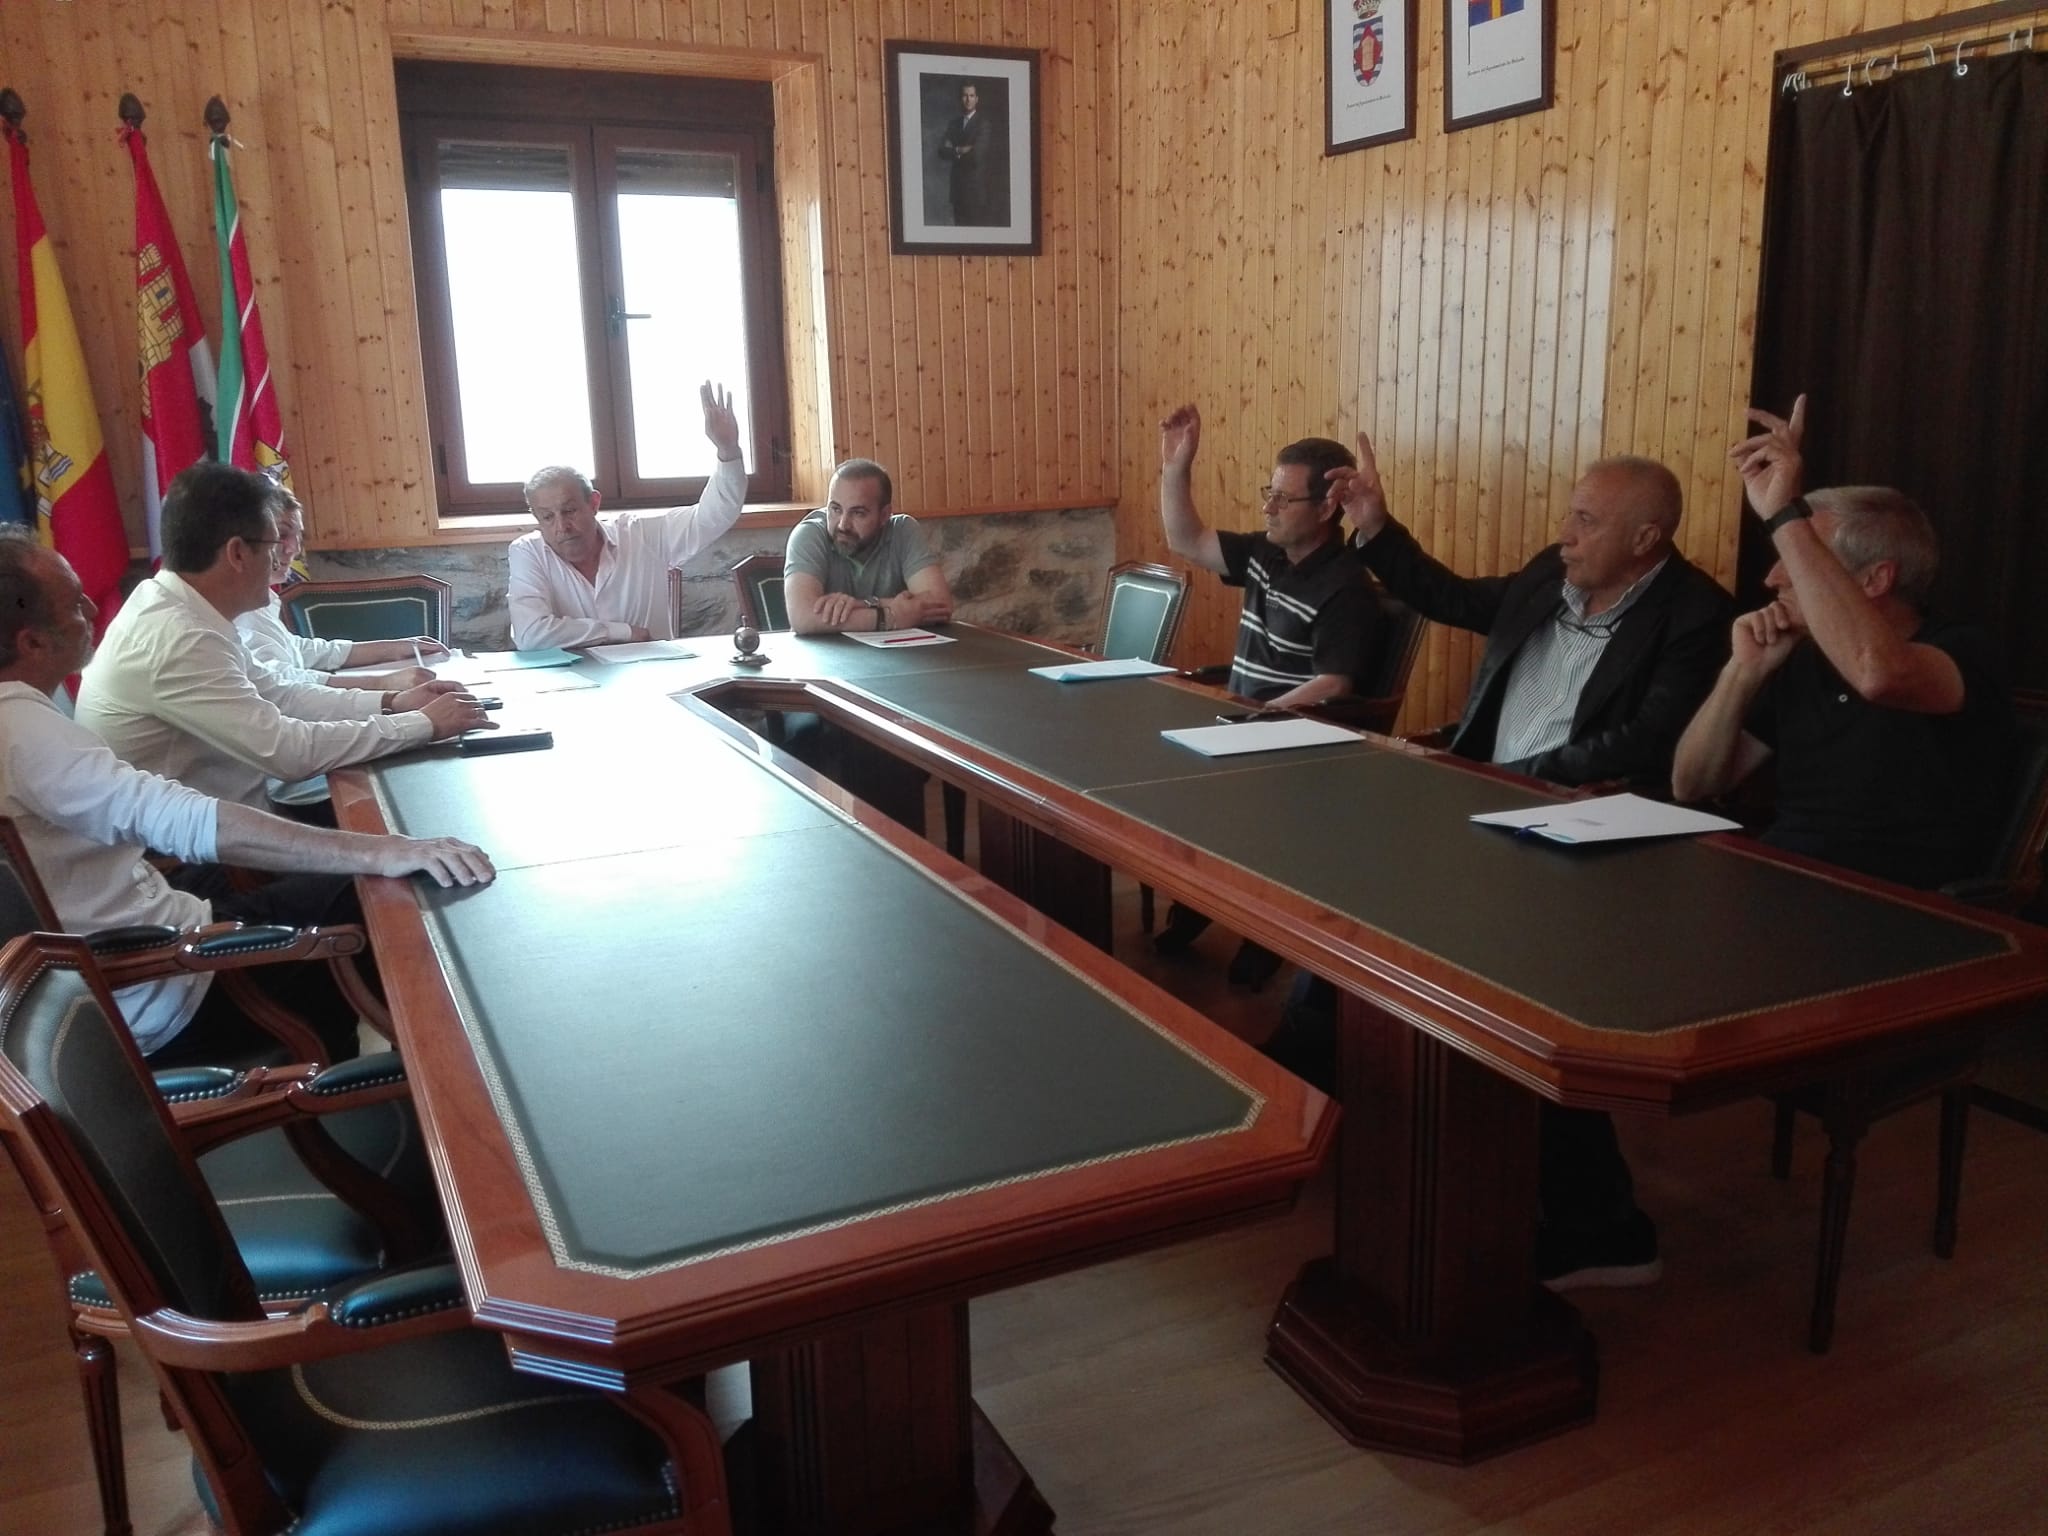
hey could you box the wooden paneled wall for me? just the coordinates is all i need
[1116,0,2000,729]
[0,0,1117,550]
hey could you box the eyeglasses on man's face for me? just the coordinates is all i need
[1256,487,1320,507]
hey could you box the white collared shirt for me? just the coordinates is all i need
[237,592,352,684]
[506,457,747,649]
[75,571,434,810]
[0,681,219,1052]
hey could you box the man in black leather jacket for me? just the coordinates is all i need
[1283,435,1737,1289]
[1335,439,1733,790]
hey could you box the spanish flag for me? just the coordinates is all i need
[208,106,291,491]
[4,112,128,635]
[125,108,216,563]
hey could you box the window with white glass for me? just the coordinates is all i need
[398,64,791,516]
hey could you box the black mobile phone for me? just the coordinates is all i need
[457,727,553,756]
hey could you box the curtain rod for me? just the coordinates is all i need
[1780,23,2038,91]
[1775,0,2047,76]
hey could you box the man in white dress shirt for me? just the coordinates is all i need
[75,463,490,815]
[507,381,746,649]
[238,489,448,691]
[0,529,493,1063]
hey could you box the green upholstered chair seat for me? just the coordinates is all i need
[1097,561,1188,664]
[728,551,789,631]
[203,1325,679,1536]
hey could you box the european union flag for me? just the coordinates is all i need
[0,345,28,529]
[1469,0,1524,24]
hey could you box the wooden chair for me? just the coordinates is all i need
[281,573,452,645]
[0,934,730,1536]
[1302,594,1428,736]
[1097,560,1189,664]
[1770,688,2048,1352]
[0,819,440,1535]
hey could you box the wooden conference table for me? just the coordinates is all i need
[339,624,2048,1503]
[331,634,1336,1536]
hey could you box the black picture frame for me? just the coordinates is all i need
[1443,0,1556,132]
[1326,0,1420,155]
[884,40,1041,256]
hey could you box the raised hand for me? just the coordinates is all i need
[1324,428,1390,539]
[701,380,742,461]
[1730,393,1807,520]
[1159,405,1202,473]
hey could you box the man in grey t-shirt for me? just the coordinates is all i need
[784,459,954,633]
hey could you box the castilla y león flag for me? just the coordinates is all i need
[126,114,216,561]
[5,116,128,632]
[208,111,291,490]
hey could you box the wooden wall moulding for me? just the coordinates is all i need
[884,40,1042,256]
[1443,0,1556,131]
[1327,0,1419,154]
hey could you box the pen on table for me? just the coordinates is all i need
[879,634,929,645]
[1513,822,1549,839]
[412,640,425,671]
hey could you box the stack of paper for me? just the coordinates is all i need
[1470,793,1740,844]
[1028,658,1176,683]
[1160,718,1359,757]
[846,629,954,649]
[583,639,698,665]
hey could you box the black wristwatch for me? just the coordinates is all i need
[1761,496,1813,536]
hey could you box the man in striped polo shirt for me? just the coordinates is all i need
[1153,405,1380,985]
[1157,404,1376,708]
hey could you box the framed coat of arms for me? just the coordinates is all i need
[1326,0,1417,155]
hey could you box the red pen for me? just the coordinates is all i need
[879,634,931,645]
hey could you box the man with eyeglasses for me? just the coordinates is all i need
[1330,434,1731,787]
[1152,406,1380,984]
[1298,432,1734,1291]
[76,462,486,822]
[1,526,494,1065]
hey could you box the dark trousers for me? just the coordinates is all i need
[1281,972,1640,1233]
[147,868,368,1067]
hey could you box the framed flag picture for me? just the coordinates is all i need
[1326,0,1418,155]
[1444,0,1555,131]
[885,41,1041,255]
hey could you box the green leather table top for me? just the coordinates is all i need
[762,627,1064,683]
[389,774,1256,1277]
[1091,748,2009,1033]
[846,669,1379,792]
[373,692,837,873]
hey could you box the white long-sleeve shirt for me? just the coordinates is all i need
[237,592,352,685]
[75,572,434,810]
[506,457,747,649]
[0,681,220,1052]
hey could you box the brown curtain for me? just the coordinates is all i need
[1744,51,2048,684]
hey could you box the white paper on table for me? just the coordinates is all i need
[1160,718,1360,756]
[844,629,955,648]
[1027,657,1176,682]
[1469,793,1741,844]
[582,640,700,665]
[484,670,596,695]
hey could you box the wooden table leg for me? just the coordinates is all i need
[975,804,1113,952]
[1266,993,1598,1463]
[748,1301,1055,1536]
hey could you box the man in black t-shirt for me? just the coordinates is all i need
[1152,405,1379,984]
[1675,396,2013,890]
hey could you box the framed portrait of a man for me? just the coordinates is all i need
[885,41,1041,255]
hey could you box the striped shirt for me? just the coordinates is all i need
[1216,531,1373,701]
[1491,558,1669,767]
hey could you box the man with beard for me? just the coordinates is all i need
[784,458,954,633]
